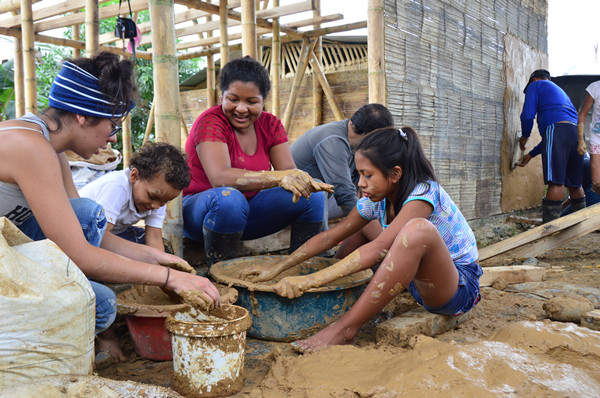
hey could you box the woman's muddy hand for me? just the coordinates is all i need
[280,170,314,202]
[167,270,222,309]
[240,263,281,283]
[273,275,315,299]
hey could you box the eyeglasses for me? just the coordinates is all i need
[109,119,122,137]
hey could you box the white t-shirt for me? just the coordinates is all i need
[79,168,166,234]
[586,80,600,136]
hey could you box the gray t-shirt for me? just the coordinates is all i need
[291,119,358,215]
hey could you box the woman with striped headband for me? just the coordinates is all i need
[0,52,221,364]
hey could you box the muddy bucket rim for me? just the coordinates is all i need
[165,304,252,338]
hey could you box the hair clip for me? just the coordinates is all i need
[399,128,407,140]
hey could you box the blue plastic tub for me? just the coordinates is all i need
[209,255,372,342]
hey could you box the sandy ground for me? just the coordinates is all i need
[96,223,600,397]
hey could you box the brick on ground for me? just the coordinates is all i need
[376,307,471,347]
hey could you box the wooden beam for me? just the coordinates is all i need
[0,26,153,59]
[368,0,385,104]
[309,47,344,121]
[21,0,37,115]
[479,265,545,287]
[283,38,316,131]
[32,0,146,33]
[479,204,600,263]
[143,102,155,145]
[0,0,87,28]
[0,0,40,14]
[311,0,322,127]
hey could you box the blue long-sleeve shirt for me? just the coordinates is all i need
[521,80,577,157]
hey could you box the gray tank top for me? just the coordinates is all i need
[0,114,51,226]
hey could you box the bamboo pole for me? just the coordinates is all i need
[219,0,229,65]
[282,38,315,131]
[367,0,385,104]
[11,10,25,118]
[149,0,184,256]
[0,26,154,60]
[72,22,81,58]
[21,0,37,115]
[180,114,189,147]
[309,48,344,121]
[85,0,99,56]
[312,0,322,127]
[206,15,216,107]
[143,102,155,144]
[122,114,132,167]
[241,0,257,58]
[270,0,281,116]
[0,0,40,14]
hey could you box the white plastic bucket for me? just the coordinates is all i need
[165,305,251,398]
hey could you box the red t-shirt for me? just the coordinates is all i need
[183,105,288,198]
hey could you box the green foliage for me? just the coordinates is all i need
[0,59,15,120]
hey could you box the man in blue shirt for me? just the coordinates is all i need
[518,69,586,223]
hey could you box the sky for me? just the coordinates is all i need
[0,0,599,76]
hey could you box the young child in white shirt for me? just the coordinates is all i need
[80,141,190,252]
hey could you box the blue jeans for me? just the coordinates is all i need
[18,198,116,334]
[182,186,326,241]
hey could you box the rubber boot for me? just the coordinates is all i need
[289,221,325,253]
[202,226,243,268]
[542,198,563,224]
[569,196,586,213]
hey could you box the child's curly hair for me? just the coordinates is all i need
[129,142,191,190]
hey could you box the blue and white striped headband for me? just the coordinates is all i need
[49,61,133,118]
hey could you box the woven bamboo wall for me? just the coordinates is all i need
[384,0,548,220]
[180,69,368,143]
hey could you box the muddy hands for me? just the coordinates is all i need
[273,275,316,298]
[280,170,334,203]
[239,263,282,283]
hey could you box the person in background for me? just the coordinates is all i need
[182,56,333,267]
[80,141,189,253]
[561,154,600,215]
[517,69,586,222]
[576,79,600,194]
[291,104,394,219]
[242,127,482,353]
[0,52,220,366]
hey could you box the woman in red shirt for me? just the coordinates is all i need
[183,56,333,266]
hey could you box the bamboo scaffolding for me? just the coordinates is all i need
[219,0,229,65]
[271,0,280,116]
[241,0,257,58]
[143,102,155,145]
[368,0,385,104]
[282,38,316,131]
[177,20,366,60]
[309,48,344,121]
[0,0,40,14]
[122,114,132,167]
[72,21,81,58]
[312,0,323,127]
[11,10,25,118]
[85,0,99,56]
[0,26,154,59]
[206,15,216,107]
[1,0,88,28]
[150,0,184,256]
[21,0,37,115]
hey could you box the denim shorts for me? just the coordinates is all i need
[409,261,482,316]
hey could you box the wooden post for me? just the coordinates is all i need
[312,0,323,127]
[309,48,344,121]
[11,11,25,118]
[85,0,99,56]
[72,22,82,58]
[122,114,132,167]
[219,0,229,65]
[282,38,316,131]
[206,15,216,107]
[20,0,37,115]
[368,0,385,104]
[270,0,280,116]
[241,0,257,58]
[149,0,184,256]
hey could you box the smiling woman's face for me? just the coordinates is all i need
[221,80,264,132]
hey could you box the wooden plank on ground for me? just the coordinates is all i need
[479,204,600,262]
[479,265,545,287]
